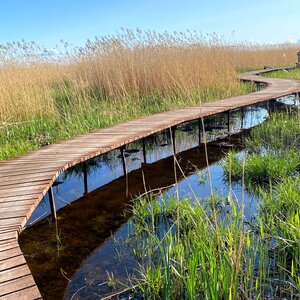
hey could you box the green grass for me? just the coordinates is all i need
[223,150,299,191]
[0,81,256,161]
[223,113,300,191]
[125,191,299,299]
[127,197,248,299]
[262,68,300,80]
[246,113,300,153]
[118,112,300,299]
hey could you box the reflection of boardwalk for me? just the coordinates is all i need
[0,69,300,299]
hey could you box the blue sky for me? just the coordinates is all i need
[0,0,299,47]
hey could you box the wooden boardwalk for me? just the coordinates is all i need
[1,69,300,299]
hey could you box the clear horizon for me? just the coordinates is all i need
[0,0,299,48]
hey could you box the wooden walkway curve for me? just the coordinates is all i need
[1,68,300,299]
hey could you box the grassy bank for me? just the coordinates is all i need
[120,113,300,299]
[0,30,298,160]
[262,68,300,79]
[0,81,255,161]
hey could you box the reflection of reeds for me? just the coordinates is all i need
[62,158,100,178]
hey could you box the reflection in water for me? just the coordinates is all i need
[26,103,270,225]
[19,96,299,300]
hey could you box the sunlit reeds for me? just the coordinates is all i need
[0,29,298,159]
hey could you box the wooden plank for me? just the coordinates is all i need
[0,175,54,186]
[0,225,19,232]
[0,240,16,247]
[0,189,45,198]
[0,247,22,261]
[0,218,24,228]
[0,242,18,252]
[0,168,59,176]
[0,285,41,299]
[0,232,17,242]
[0,275,37,297]
[0,265,31,284]
[0,228,16,233]
[0,158,72,165]
[0,195,39,203]
[0,255,26,272]
[0,200,36,207]
[0,183,50,193]
[0,170,57,179]
[0,210,29,219]
[0,180,50,190]
[0,206,32,213]
[0,163,68,171]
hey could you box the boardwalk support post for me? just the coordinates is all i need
[142,138,147,164]
[198,118,202,146]
[227,111,231,135]
[120,146,127,176]
[48,187,57,222]
[120,146,129,196]
[267,100,271,115]
[241,107,244,130]
[171,126,176,155]
[83,162,88,194]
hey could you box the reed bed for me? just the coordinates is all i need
[0,29,298,159]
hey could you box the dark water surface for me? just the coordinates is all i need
[18,95,299,299]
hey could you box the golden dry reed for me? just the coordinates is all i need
[0,29,298,123]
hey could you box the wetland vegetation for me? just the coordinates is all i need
[0,30,298,160]
[123,112,300,299]
[263,68,300,80]
[3,28,300,300]
[19,99,300,299]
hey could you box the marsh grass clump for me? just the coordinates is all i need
[124,193,299,299]
[258,176,300,296]
[221,151,243,182]
[127,197,246,299]
[246,113,300,153]
[260,177,300,259]
[223,113,300,190]
[218,112,300,299]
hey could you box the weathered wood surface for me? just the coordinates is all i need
[0,69,300,299]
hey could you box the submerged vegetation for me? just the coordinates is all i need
[0,29,298,160]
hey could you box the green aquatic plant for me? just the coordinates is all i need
[126,196,265,299]
[119,112,300,299]
[123,188,299,299]
[221,151,243,182]
[246,113,300,153]
[223,113,300,191]
[245,150,299,187]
